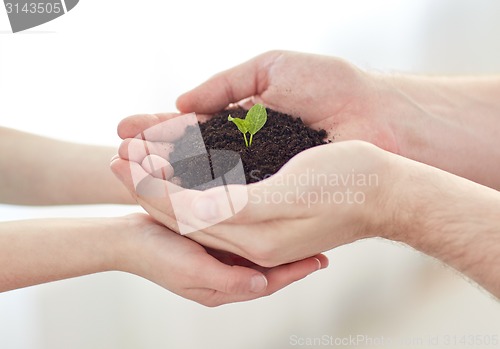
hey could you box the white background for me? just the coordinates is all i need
[1,1,500,348]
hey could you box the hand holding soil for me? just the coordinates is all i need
[112,50,500,298]
[112,128,395,266]
[177,50,500,190]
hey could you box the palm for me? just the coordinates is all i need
[113,51,401,236]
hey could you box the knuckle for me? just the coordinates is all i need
[223,274,245,295]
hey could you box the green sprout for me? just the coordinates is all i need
[228,104,268,147]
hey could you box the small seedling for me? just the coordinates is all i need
[228,104,267,147]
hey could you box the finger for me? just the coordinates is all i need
[313,253,330,269]
[110,157,203,233]
[110,158,146,195]
[202,262,268,295]
[110,159,180,231]
[197,255,325,306]
[118,138,174,163]
[118,112,199,142]
[118,113,180,139]
[176,51,282,114]
[262,256,324,295]
[110,158,173,207]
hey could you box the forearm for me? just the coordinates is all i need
[0,127,134,205]
[381,74,500,190]
[0,217,129,292]
[390,157,500,297]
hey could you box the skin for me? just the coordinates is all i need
[174,50,500,190]
[0,126,327,306]
[0,214,327,306]
[112,50,500,297]
[0,127,134,205]
[113,137,500,297]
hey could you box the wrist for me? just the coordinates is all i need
[379,151,474,247]
[370,73,436,158]
[75,216,136,274]
[386,154,500,262]
[373,73,500,190]
[388,159,500,295]
[382,156,444,244]
[102,215,142,274]
[107,213,160,277]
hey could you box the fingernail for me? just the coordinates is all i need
[313,258,322,271]
[192,196,219,222]
[306,258,322,277]
[250,274,268,293]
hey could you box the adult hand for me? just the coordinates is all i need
[110,49,400,233]
[114,140,500,299]
[112,51,500,235]
[163,141,500,298]
[112,139,396,267]
[175,50,399,152]
[183,141,395,267]
[176,50,500,189]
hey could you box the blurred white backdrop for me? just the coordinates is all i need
[1,1,500,348]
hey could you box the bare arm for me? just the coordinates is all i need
[0,214,326,306]
[0,127,133,205]
[114,137,500,297]
[391,152,500,296]
[0,217,122,291]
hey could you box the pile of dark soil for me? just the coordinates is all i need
[169,108,328,189]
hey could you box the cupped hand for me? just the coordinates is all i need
[118,213,328,307]
[176,50,401,152]
[113,140,400,267]
[111,51,401,233]
[182,141,397,267]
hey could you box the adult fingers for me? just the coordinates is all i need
[263,256,325,295]
[118,138,174,163]
[111,158,171,195]
[117,112,199,142]
[118,113,180,139]
[110,158,175,214]
[110,157,210,234]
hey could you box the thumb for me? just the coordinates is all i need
[219,270,269,295]
[176,51,281,114]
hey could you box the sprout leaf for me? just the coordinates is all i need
[227,104,268,147]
